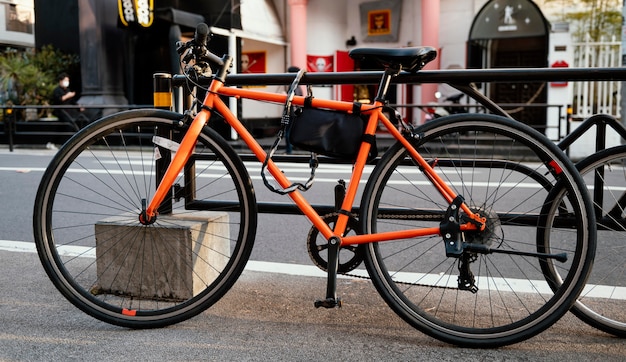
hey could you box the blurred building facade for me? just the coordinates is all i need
[21,1,623,152]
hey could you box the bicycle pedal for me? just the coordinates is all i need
[314,297,342,309]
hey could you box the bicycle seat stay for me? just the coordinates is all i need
[349,47,437,72]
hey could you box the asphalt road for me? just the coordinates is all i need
[1,146,625,360]
[0,248,625,361]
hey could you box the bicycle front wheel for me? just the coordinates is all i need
[360,114,595,347]
[33,109,257,328]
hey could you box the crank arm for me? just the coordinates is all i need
[463,243,567,263]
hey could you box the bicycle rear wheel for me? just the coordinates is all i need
[360,114,595,347]
[33,109,257,328]
[551,146,626,336]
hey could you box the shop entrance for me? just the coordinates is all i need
[467,0,550,131]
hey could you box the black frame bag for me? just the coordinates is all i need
[288,106,366,159]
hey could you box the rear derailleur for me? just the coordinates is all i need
[439,196,484,294]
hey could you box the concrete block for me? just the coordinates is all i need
[94,212,230,301]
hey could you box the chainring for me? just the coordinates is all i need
[306,213,363,273]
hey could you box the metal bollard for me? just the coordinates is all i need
[153,73,172,110]
[153,73,173,214]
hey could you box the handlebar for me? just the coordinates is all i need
[176,23,229,80]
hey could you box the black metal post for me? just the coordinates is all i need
[154,73,174,215]
[6,108,15,152]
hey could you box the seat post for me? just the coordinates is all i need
[374,65,401,103]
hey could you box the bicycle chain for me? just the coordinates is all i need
[377,213,444,220]
[341,270,462,290]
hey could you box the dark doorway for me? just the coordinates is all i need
[467,0,550,131]
[490,37,548,130]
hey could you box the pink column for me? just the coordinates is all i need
[289,0,308,69]
[421,0,440,116]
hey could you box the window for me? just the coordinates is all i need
[6,4,33,34]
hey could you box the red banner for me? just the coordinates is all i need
[307,55,333,72]
[241,51,266,73]
[335,51,354,102]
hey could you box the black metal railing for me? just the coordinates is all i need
[166,67,626,217]
[1,104,151,151]
[4,67,626,152]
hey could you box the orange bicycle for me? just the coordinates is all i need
[33,24,595,347]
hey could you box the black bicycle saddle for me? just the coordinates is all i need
[349,47,437,72]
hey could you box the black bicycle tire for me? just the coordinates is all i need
[360,113,595,347]
[565,146,626,336]
[33,109,257,328]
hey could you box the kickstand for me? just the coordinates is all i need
[314,236,342,308]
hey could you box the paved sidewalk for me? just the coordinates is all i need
[1,249,624,361]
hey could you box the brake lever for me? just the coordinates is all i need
[176,40,191,55]
[181,51,194,64]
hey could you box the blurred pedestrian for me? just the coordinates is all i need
[51,73,84,131]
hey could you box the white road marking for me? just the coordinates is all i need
[2,239,622,300]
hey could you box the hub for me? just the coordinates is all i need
[463,207,503,248]
[138,198,157,225]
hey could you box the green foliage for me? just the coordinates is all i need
[0,45,80,106]
[31,45,80,84]
[545,0,622,42]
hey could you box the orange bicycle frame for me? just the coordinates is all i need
[144,77,484,246]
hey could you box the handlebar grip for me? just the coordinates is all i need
[193,23,224,66]
[194,23,210,47]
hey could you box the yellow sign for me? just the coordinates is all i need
[367,9,391,36]
[118,0,153,28]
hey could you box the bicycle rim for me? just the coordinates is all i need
[360,114,595,347]
[562,146,626,336]
[33,109,257,328]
